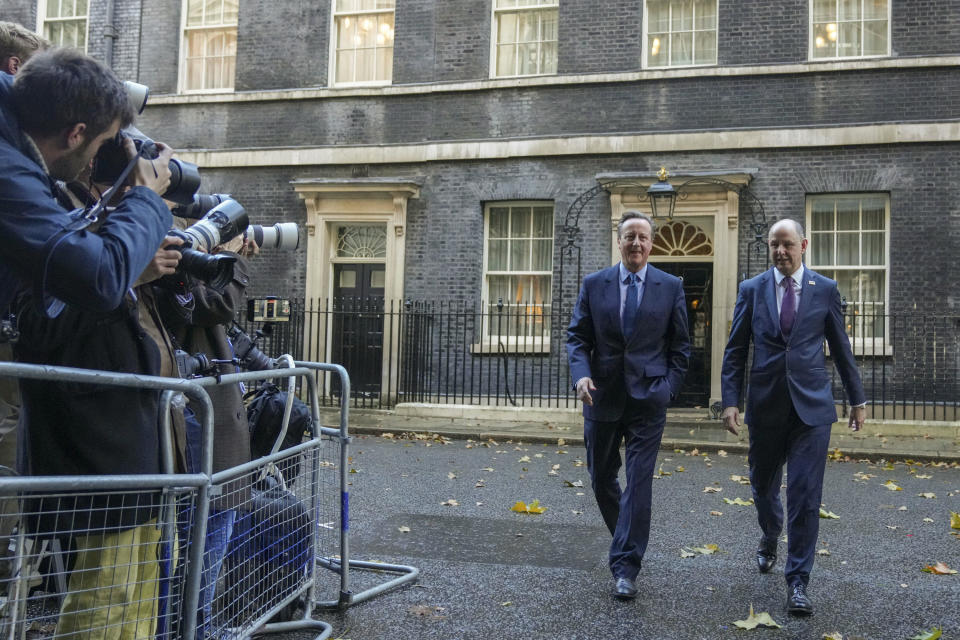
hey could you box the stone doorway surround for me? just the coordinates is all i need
[292,177,422,402]
[598,169,756,407]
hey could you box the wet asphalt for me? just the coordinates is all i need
[290,434,959,640]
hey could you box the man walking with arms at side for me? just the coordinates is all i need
[721,218,866,615]
[567,210,689,601]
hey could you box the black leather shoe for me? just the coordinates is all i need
[756,539,777,574]
[612,576,637,600]
[786,582,813,615]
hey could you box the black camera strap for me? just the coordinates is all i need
[35,153,143,318]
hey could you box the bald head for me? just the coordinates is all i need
[768,218,807,277]
[768,218,805,241]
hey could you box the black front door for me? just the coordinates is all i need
[332,263,385,397]
[653,262,712,408]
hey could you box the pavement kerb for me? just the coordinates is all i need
[341,421,960,464]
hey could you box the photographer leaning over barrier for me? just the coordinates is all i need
[0,48,174,318]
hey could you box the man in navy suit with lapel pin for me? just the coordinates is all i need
[567,210,690,601]
[721,218,866,615]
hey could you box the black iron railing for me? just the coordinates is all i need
[240,299,960,421]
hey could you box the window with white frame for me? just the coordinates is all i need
[331,0,395,86]
[645,0,718,68]
[38,0,88,51]
[482,202,554,348]
[810,0,889,59]
[806,194,889,343]
[492,0,558,78]
[180,0,238,92]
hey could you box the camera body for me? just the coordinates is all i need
[164,199,249,289]
[174,349,217,378]
[226,325,276,371]
[91,127,201,205]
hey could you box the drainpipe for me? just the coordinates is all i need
[103,0,117,68]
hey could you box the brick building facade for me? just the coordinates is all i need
[8,0,959,411]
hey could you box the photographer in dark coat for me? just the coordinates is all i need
[4,49,183,640]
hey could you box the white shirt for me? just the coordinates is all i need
[773,264,804,316]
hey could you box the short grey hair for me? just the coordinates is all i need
[769,218,805,239]
[617,210,657,238]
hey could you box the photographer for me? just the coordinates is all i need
[0,21,49,75]
[0,48,174,317]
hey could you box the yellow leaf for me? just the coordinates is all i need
[730,474,751,485]
[703,487,722,493]
[710,510,723,516]
[527,499,547,514]
[723,497,754,506]
[511,501,528,513]
[828,448,843,461]
[675,466,686,473]
[819,508,840,519]
[717,450,728,457]
[501,601,512,606]
[557,438,566,446]
[732,604,782,630]
[917,492,936,499]
[915,474,932,479]
[883,480,902,491]
[823,633,844,640]
[349,468,359,474]
[908,627,943,640]
[951,511,960,530]
[658,466,672,476]
[921,562,957,575]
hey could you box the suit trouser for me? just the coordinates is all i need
[584,398,665,580]
[748,404,831,587]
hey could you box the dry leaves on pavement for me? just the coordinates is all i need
[819,508,840,519]
[908,627,943,640]
[732,605,781,630]
[883,480,903,491]
[511,499,546,514]
[921,562,957,575]
[724,497,754,506]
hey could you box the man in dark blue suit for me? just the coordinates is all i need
[721,218,866,615]
[567,210,689,601]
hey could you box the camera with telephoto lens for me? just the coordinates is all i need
[164,199,249,290]
[226,324,276,371]
[174,194,300,252]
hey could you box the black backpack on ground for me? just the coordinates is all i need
[245,383,312,484]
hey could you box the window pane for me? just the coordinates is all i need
[497,44,516,76]
[811,201,834,231]
[862,232,884,266]
[648,33,667,66]
[694,0,716,29]
[532,207,553,237]
[672,1,693,31]
[540,42,557,74]
[839,0,861,20]
[863,20,887,55]
[376,46,393,82]
[861,201,884,230]
[648,1,669,32]
[488,275,511,304]
[488,240,508,271]
[812,23,835,58]
[541,10,558,40]
[496,0,518,7]
[46,0,59,18]
[694,30,716,64]
[812,0,835,22]
[517,43,538,75]
[834,270,858,302]
[532,239,552,271]
[838,21,861,56]
[489,207,509,238]
[205,0,223,25]
[76,0,89,16]
[861,270,884,302]
[510,239,531,271]
[671,32,693,65]
[497,12,518,44]
[223,0,239,23]
[355,47,375,81]
[837,233,859,265]
[864,0,887,19]
[336,0,356,11]
[835,203,858,230]
[511,207,532,238]
[810,232,834,265]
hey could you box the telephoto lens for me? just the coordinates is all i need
[226,325,275,371]
[246,223,300,250]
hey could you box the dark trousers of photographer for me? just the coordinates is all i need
[0,342,19,581]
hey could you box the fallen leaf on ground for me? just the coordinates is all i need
[397,526,411,533]
[557,438,566,446]
[475,480,485,488]
[817,548,831,556]
[717,450,728,457]
[923,518,934,523]
[675,466,686,472]
[408,605,446,619]
[703,487,723,493]
[448,472,456,480]
[511,499,547,514]
[730,475,751,485]
[884,480,902,491]
[828,448,843,461]
[710,510,723,516]
[679,548,696,558]
[898,506,908,511]
[819,508,840,519]
[822,633,843,640]
[501,601,512,606]
[724,497,754,506]
[518,456,531,463]
[658,466,672,476]
[915,474,932,479]
[563,479,584,488]
[482,467,495,472]
[908,627,943,640]
[951,512,960,530]
[921,562,957,575]
[732,604,781,630]
[917,493,936,499]
[441,499,459,507]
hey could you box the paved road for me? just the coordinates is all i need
[299,434,959,640]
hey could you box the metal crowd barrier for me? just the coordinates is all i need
[0,358,419,640]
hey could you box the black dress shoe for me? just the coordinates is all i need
[612,576,638,600]
[756,539,777,574]
[786,582,813,615]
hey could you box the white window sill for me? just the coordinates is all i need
[470,338,551,355]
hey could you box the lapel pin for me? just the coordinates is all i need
[808,280,815,285]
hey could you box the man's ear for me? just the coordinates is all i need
[0,56,20,75]
[64,122,88,150]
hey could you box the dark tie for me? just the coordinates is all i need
[780,277,797,337]
[623,273,638,339]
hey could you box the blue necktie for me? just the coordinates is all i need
[623,273,638,339]
[780,277,797,337]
